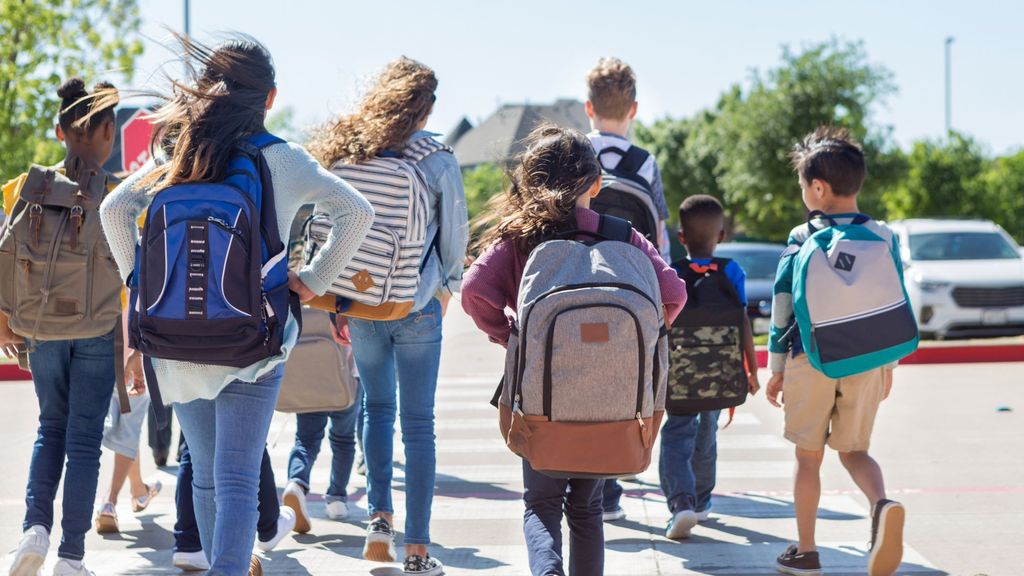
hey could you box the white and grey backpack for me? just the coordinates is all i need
[304,137,451,320]
[498,214,669,478]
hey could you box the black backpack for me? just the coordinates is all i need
[590,146,660,248]
[666,257,748,414]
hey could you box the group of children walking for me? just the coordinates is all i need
[0,31,913,576]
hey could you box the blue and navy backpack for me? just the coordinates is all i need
[128,132,295,371]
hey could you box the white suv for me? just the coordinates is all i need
[889,219,1024,339]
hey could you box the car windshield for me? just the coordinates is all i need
[908,231,1021,261]
[712,246,782,280]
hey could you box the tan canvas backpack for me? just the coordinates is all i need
[0,162,123,342]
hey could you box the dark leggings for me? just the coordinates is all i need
[521,460,604,576]
[173,439,279,552]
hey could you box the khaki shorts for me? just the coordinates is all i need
[782,354,884,452]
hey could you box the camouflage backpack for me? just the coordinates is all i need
[666,257,748,414]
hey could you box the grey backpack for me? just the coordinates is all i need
[0,163,122,342]
[276,307,358,413]
[498,214,668,478]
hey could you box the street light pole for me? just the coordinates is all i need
[183,0,191,37]
[942,38,950,136]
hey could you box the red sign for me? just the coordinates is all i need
[120,108,155,174]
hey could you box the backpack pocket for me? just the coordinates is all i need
[667,325,746,410]
[340,226,400,306]
[543,304,644,422]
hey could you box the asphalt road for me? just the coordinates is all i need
[0,307,1020,575]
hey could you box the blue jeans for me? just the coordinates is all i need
[350,298,442,545]
[174,442,280,553]
[174,366,283,575]
[522,460,604,576]
[658,410,720,513]
[288,383,362,501]
[601,479,623,511]
[23,333,116,560]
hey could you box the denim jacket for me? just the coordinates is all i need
[409,130,469,312]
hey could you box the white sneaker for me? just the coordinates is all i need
[51,559,95,576]
[256,507,296,552]
[282,482,311,534]
[666,509,699,540]
[325,500,349,521]
[10,525,48,576]
[601,506,626,522]
[695,505,712,522]
[172,550,210,571]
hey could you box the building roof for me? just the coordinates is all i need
[449,99,590,167]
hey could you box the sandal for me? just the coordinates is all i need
[132,480,163,513]
[95,502,119,534]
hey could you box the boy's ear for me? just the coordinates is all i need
[677,229,686,245]
[55,123,65,143]
[628,101,638,120]
[584,100,595,120]
[718,228,726,243]
[813,178,832,200]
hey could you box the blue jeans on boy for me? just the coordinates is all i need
[288,384,362,501]
[522,460,604,576]
[601,479,623,511]
[174,366,282,574]
[350,298,441,545]
[658,410,720,514]
[174,441,280,553]
[23,333,116,561]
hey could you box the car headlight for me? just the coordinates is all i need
[913,274,950,293]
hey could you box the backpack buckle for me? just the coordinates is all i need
[28,203,43,248]
[69,205,84,250]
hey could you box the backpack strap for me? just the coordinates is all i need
[596,214,634,243]
[807,210,871,233]
[617,146,651,175]
[402,136,453,163]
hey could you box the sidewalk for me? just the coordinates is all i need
[0,307,994,575]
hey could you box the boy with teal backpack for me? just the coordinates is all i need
[766,127,918,576]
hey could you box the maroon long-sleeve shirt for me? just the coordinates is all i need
[461,207,687,346]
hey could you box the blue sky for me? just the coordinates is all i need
[132,0,1022,154]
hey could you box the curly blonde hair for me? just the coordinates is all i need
[474,123,602,256]
[586,57,636,120]
[309,57,437,166]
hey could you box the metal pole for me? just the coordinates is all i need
[945,36,954,137]
[184,0,191,37]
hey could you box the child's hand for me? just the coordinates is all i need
[747,371,761,396]
[125,350,147,396]
[287,271,316,303]
[882,367,894,400]
[331,315,351,346]
[765,372,784,407]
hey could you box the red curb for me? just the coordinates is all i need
[755,343,1024,368]
[0,362,31,381]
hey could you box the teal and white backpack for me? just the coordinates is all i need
[789,211,918,378]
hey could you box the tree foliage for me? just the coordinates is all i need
[462,163,507,220]
[637,39,900,240]
[0,0,144,180]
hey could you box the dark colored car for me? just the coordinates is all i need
[712,242,785,333]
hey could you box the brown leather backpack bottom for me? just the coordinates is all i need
[499,403,664,478]
[306,294,414,321]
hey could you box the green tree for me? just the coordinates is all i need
[0,0,144,180]
[711,39,897,239]
[977,148,1024,242]
[462,163,507,220]
[265,106,304,143]
[883,133,991,221]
